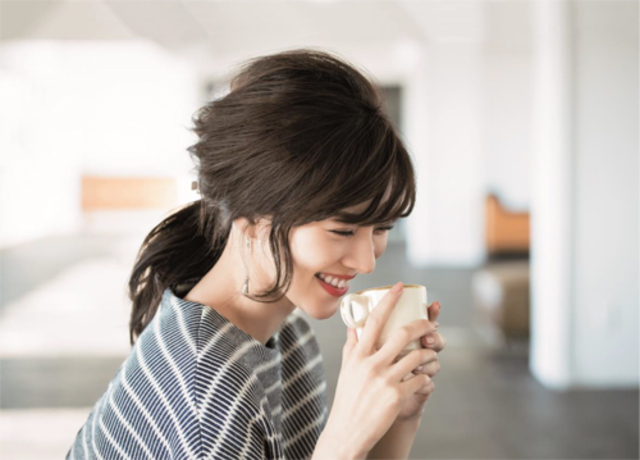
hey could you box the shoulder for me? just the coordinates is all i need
[279,309,324,369]
[282,308,315,336]
[191,311,279,458]
[279,309,319,348]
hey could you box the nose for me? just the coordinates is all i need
[344,233,376,275]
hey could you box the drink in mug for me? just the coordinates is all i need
[339,283,428,361]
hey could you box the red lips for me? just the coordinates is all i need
[318,272,356,280]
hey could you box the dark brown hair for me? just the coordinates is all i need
[127,49,416,345]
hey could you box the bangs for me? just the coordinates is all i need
[331,166,414,226]
[310,117,416,227]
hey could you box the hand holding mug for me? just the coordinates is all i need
[340,283,445,421]
[340,283,430,360]
[397,299,446,421]
[318,282,438,459]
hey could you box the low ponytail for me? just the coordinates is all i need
[127,200,231,345]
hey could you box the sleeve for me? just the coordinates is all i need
[196,366,277,460]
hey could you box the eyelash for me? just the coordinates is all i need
[331,226,395,237]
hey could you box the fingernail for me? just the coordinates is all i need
[416,365,424,371]
[390,282,404,293]
[434,321,439,328]
[426,336,435,344]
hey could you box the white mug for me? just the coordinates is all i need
[340,283,428,360]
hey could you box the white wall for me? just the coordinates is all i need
[0,46,82,246]
[484,54,533,212]
[418,39,486,266]
[399,1,487,268]
[400,1,535,266]
[571,0,639,386]
[531,0,639,389]
[0,40,200,247]
[483,0,533,211]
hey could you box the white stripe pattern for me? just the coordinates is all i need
[134,342,198,458]
[107,389,154,458]
[120,365,172,454]
[66,285,327,459]
[152,313,198,415]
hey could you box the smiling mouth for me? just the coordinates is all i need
[314,273,350,290]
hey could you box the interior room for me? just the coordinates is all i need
[0,1,638,458]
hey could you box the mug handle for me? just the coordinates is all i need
[340,293,370,329]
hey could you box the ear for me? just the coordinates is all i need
[232,217,256,240]
[232,216,272,242]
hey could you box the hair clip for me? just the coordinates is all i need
[191,180,199,193]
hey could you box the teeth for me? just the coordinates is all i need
[318,273,349,289]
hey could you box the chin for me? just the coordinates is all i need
[309,309,336,321]
[299,301,340,321]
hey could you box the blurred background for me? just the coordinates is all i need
[0,0,638,458]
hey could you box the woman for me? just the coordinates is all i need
[67,48,446,460]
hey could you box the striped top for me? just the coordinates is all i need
[66,283,328,459]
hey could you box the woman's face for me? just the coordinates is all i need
[284,213,395,320]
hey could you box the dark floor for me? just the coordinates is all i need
[0,235,638,459]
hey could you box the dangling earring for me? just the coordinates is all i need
[241,237,250,295]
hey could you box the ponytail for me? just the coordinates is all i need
[127,200,230,345]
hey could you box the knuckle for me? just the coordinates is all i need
[407,348,423,363]
[427,362,440,378]
[367,355,384,373]
[362,357,376,374]
[397,327,412,343]
[364,369,377,384]
[423,349,437,362]
[352,342,366,356]
[347,343,360,358]
[389,387,403,405]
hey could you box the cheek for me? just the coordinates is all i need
[374,239,388,259]
[290,230,343,273]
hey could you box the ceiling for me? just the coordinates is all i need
[0,0,532,58]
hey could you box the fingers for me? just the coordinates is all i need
[357,282,405,354]
[400,372,433,397]
[420,332,447,353]
[389,347,438,381]
[427,301,441,323]
[375,318,438,364]
[412,377,436,397]
[411,358,441,378]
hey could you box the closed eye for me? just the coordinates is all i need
[331,226,394,237]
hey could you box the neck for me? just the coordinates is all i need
[183,232,295,346]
